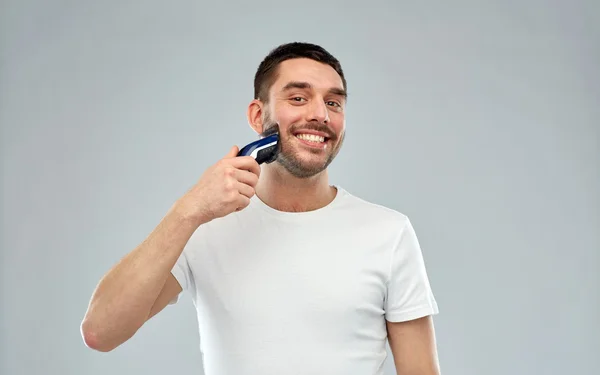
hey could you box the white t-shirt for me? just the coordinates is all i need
[170,185,438,375]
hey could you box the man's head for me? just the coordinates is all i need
[247,42,347,179]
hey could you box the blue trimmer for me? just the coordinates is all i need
[236,125,280,164]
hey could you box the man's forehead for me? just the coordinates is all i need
[274,58,344,91]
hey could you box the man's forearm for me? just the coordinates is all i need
[80,203,206,351]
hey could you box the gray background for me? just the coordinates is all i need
[1,1,598,374]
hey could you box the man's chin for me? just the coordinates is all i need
[273,159,320,178]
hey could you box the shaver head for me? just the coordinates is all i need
[236,124,280,164]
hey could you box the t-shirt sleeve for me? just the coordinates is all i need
[384,217,439,322]
[168,243,195,305]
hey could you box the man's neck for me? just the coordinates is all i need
[254,165,337,213]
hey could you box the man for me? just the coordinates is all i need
[81,42,441,375]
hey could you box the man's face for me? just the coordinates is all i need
[262,58,346,179]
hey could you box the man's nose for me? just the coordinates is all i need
[307,99,330,124]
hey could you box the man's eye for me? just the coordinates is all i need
[327,101,340,107]
[291,97,305,102]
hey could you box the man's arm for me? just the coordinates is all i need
[80,205,201,352]
[79,147,261,352]
[387,315,441,375]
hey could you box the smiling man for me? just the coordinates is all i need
[81,42,441,375]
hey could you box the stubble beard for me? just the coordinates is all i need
[262,112,345,179]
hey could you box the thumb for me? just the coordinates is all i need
[224,145,239,158]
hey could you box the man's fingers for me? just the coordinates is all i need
[236,182,255,199]
[229,156,261,176]
[224,145,240,159]
[234,169,260,188]
[235,195,251,211]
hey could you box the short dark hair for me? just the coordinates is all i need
[253,42,347,103]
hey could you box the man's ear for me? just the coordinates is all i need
[247,99,264,135]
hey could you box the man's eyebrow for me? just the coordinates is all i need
[281,81,347,99]
[328,87,347,99]
[282,81,312,91]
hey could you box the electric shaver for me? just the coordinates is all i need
[236,125,280,164]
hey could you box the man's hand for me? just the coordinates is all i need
[387,315,441,375]
[175,145,261,225]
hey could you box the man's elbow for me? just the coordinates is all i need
[80,319,126,353]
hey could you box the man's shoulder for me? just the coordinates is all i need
[338,186,410,225]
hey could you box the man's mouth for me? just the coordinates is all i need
[291,131,333,150]
[293,127,333,142]
[295,133,327,143]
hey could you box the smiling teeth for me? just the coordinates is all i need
[296,134,325,143]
